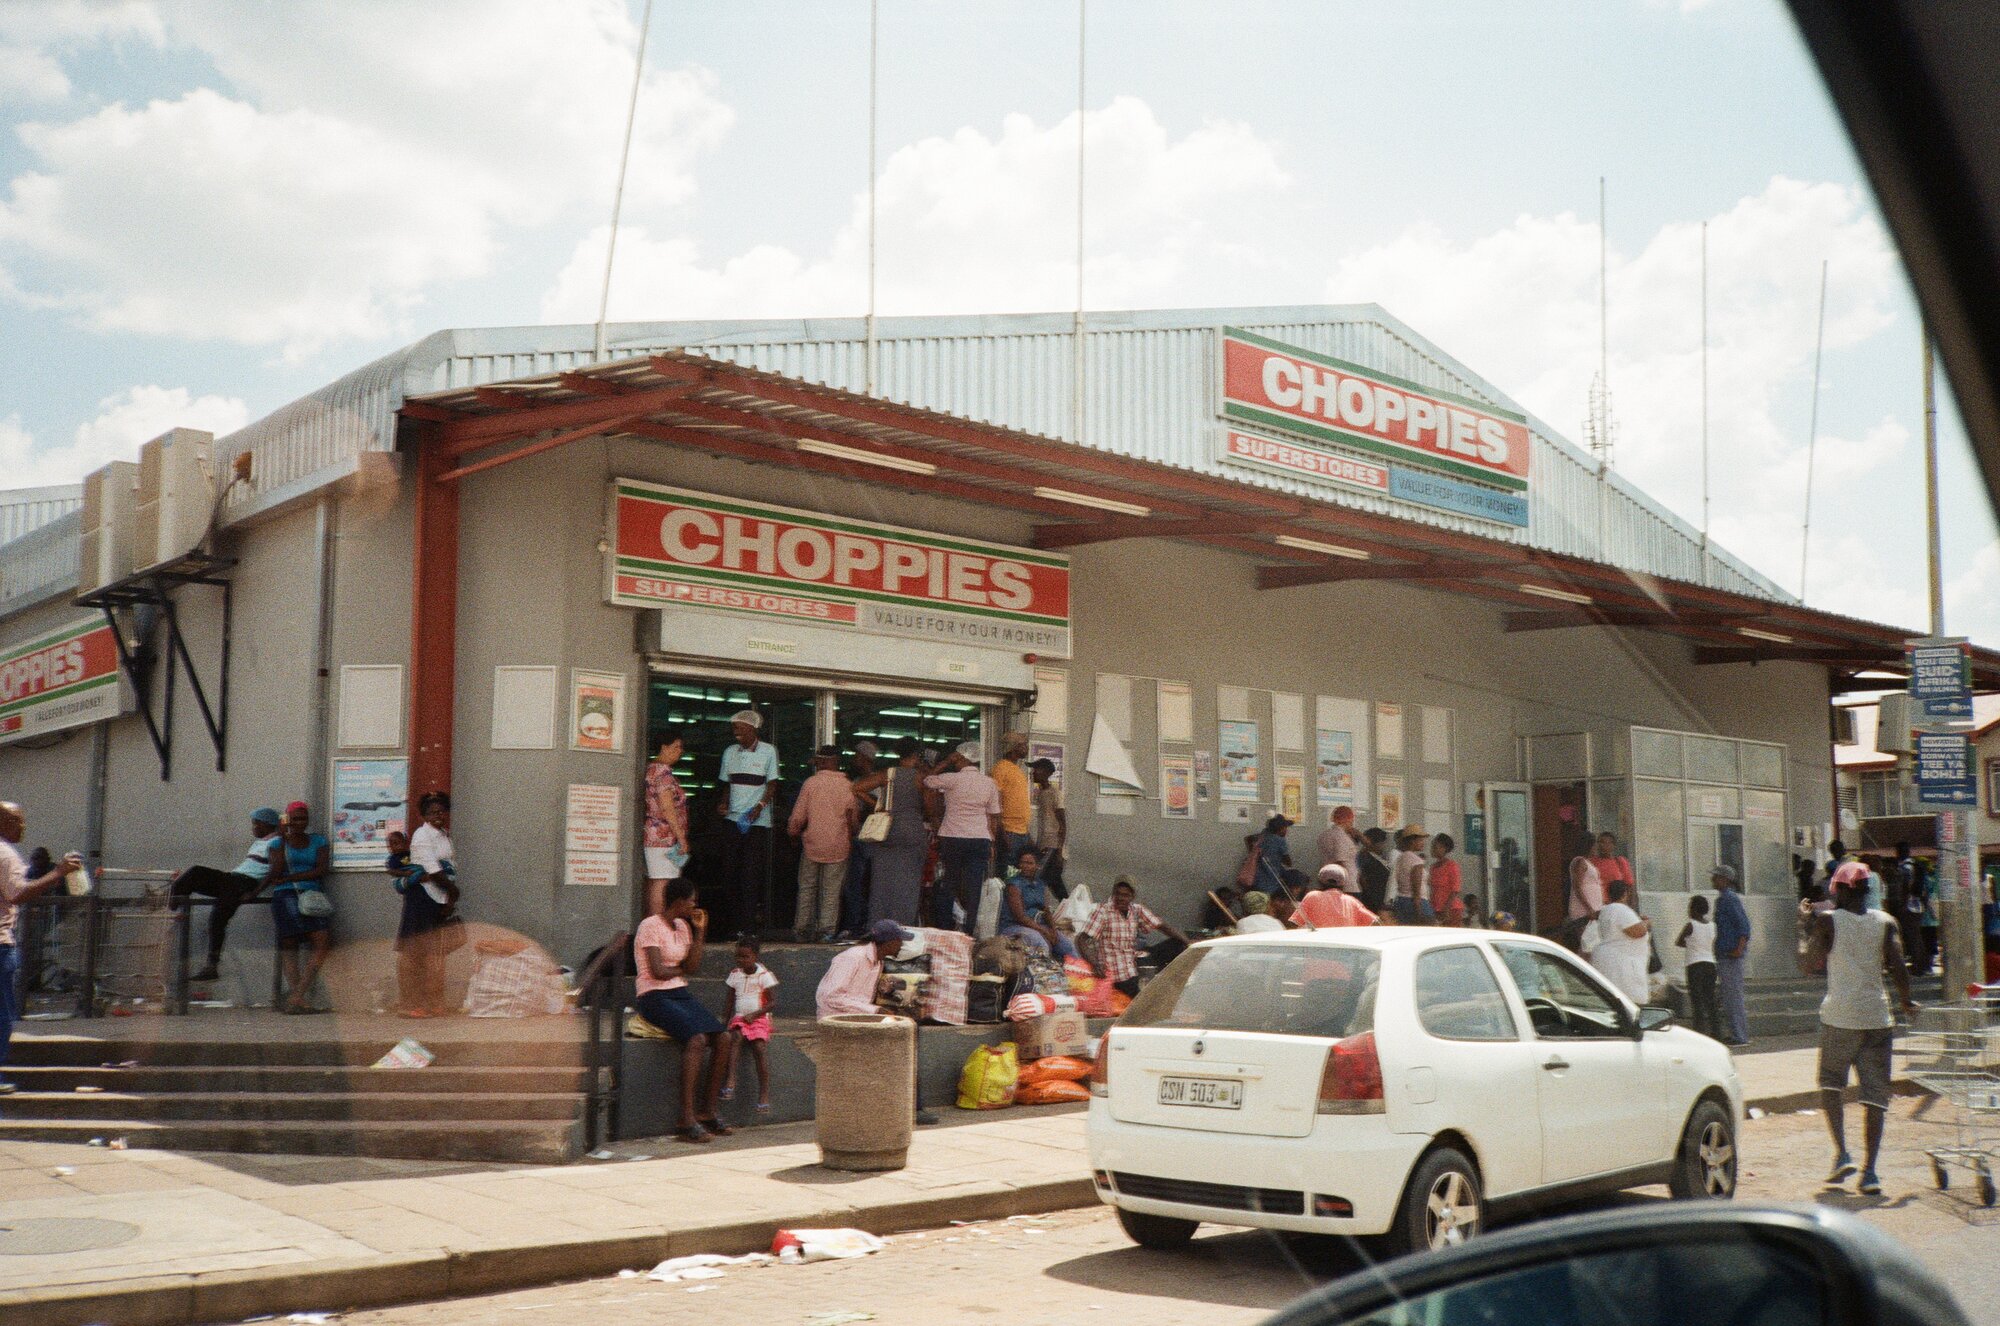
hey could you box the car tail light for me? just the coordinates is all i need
[1089,1048,1110,1097]
[1317,1031,1384,1114]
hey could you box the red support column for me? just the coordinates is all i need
[408,425,459,811]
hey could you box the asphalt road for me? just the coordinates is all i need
[337,1099,2000,1326]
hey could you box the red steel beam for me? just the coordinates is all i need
[436,411,653,483]
[434,375,706,452]
[1032,514,1278,548]
[1503,609,1762,633]
[406,425,459,814]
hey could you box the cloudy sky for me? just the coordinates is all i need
[1,0,1995,646]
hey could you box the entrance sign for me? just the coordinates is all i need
[0,617,123,744]
[1915,731,1976,808]
[609,481,1071,656]
[1220,329,1531,492]
[1907,636,1972,721]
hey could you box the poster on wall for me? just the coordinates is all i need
[1377,775,1405,831]
[1030,740,1065,786]
[330,758,407,871]
[1219,721,1261,802]
[1277,765,1305,823]
[564,783,622,888]
[1315,729,1355,806]
[1375,702,1404,760]
[1157,680,1194,745]
[1161,755,1194,820]
[1193,750,1215,801]
[569,669,628,753]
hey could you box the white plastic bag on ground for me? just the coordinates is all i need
[646,1252,772,1282]
[774,1228,888,1263]
[974,877,1005,939]
[1055,884,1096,930]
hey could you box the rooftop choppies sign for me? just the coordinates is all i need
[607,480,1072,656]
[0,617,124,744]
[1220,328,1532,499]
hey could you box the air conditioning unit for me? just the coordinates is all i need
[134,429,216,571]
[78,461,141,594]
[1876,693,1916,754]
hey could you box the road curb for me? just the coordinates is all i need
[2,1174,1100,1326]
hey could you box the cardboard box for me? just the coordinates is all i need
[1012,1010,1088,1061]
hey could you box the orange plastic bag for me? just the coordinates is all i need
[1108,988,1132,1015]
[1016,1079,1092,1106]
[1016,1054,1093,1086]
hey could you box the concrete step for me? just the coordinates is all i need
[0,1090,584,1123]
[0,1063,592,1095]
[0,1117,582,1162]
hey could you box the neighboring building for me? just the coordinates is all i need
[1834,693,2000,854]
[6,307,1998,987]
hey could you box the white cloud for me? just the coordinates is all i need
[541,96,1292,322]
[1944,538,2000,653]
[0,0,732,356]
[0,46,70,104]
[0,386,248,487]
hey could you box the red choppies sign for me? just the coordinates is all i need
[1221,328,1531,492]
[0,618,123,742]
[607,480,1073,656]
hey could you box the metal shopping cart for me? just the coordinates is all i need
[1899,984,2000,1207]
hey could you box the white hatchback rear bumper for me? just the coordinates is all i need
[1085,1100,1427,1235]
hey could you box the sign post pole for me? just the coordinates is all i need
[1908,636,1980,996]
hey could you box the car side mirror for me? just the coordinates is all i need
[1636,1005,1674,1033]
[1262,1204,1967,1326]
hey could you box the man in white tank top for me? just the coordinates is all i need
[1800,861,1918,1196]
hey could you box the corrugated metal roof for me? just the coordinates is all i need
[0,484,82,546]
[0,510,81,616]
[62,306,1786,600]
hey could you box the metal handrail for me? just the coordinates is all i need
[577,930,631,1150]
[17,891,278,1017]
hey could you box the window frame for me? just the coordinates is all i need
[1491,941,1636,1042]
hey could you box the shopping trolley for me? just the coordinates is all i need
[1899,983,2000,1207]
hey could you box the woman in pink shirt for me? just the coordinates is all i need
[642,730,690,918]
[633,879,729,1142]
[1427,833,1465,925]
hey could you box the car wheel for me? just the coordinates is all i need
[1387,1146,1482,1257]
[1669,1098,1737,1199]
[1115,1207,1198,1249]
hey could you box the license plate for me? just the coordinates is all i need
[1158,1076,1243,1109]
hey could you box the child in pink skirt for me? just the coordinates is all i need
[719,937,778,1112]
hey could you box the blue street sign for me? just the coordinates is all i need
[1915,730,1977,808]
[1908,637,1973,722]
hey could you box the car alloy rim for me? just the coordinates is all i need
[1425,1171,1479,1249]
[1698,1121,1736,1196]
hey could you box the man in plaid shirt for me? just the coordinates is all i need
[1084,876,1190,996]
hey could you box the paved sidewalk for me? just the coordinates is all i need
[0,1041,1872,1326]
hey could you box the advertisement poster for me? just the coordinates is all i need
[564,783,622,888]
[1193,750,1214,801]
[569,669,627,753]
[1278,765,1305,822]
[1030,740,1065,786]
[330,758,407,871]
[1219,721,1261,802]
[1161,755,1194,820]
[1375,702,1404,760]
[1377,775,1405,832]
[1315,728,1355,805]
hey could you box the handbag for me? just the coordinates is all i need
[295,887,335,919]
[857,772,894,843]
[1647,933,1664,974]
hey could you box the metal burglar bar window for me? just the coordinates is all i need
[1859,769,1916,820]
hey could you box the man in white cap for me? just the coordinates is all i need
[717,709,780,932]
[924,740,1001,932]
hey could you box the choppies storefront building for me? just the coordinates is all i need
[7,307,1996,985]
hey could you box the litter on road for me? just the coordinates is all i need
[772,1229,887,1263]
[646,1253,774,1283]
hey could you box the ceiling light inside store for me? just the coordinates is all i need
[1031,487,1152,517]
[1517,583,1594,605]
[1274,534,1371,561]
[1736,627,1795,644]
[796,437,938,475]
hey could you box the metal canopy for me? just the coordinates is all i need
[403,349,2000,691]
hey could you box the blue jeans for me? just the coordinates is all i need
[838,842,873,936]
[0,943,18,1081]
[1718,955,1749,1044]
[936,836,992,931]
[1000,831,1035,871]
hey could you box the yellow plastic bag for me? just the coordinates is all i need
[956,1042,1020,1110]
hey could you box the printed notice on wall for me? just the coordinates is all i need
[1161,755,1194,819]
[1375,702,1404,761]
[330,758,407,871]
[569,669,627,753]
[1377,775,1405,831]
[1277,763,1305,822]
[564,783,621,888]
[1157,680,1194,745]
[1193,750,1214,801]
[1272,692,1306,752]
[1219,721,1261,802]
[1316,729,1355,808]
[1031,667,1070,734]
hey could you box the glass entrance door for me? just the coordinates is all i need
[1483,782,1535,930]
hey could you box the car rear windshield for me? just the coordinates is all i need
[1119,943,1378,1039]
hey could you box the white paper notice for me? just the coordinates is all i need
[492,666,558,750]
[1031,667,1070,734]
[564,783,621,888]
[1424,778,1453,819]
[338,665,404,749]
[1095,673,1134,741]
[1375,702,1404,761]
[1157,680,1194,745]
[1217,685,1252,723]
[1421,706,1452,767]
[1273,692,1306,752]
[1085,712,1146,792]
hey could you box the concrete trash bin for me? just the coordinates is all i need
[816,1013,916,1171]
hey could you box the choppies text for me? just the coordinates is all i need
[0,637,91,703]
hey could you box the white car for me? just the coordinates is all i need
[1086,928,1742,1256]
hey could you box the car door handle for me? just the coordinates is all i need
[1542,1056,1570,1072]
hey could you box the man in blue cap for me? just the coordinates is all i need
[170,807,285,981]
